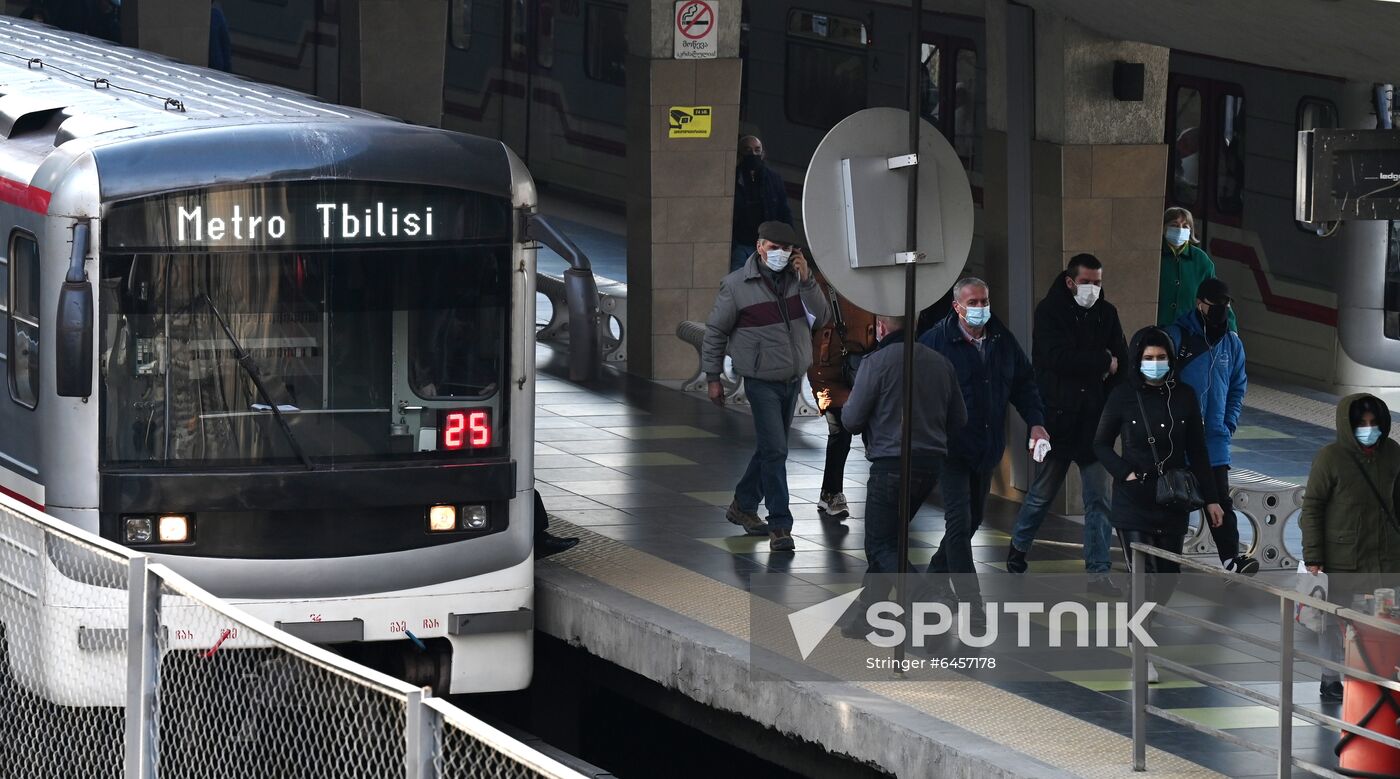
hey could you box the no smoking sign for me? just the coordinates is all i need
[673,0,717,60]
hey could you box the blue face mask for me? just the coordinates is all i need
[1139,360,1170,381]
[1165,226,1191,247]
[963,306,991,327]
[1356,426,1383,446]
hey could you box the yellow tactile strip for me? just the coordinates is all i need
[544,520,1223,778]
[1244,384,1336,430]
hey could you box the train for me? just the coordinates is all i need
[203,0,1400,401]
[0,15,542,701]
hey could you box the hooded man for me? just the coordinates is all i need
[731,136,793,272]
[1166,277,1256,575]
[1301,393,1400,701]
[1007,254,1127,593]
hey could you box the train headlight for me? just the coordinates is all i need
[158,515,191,543]
[461,505,489,530]
[428,505,458,532]
[124,517,154,544]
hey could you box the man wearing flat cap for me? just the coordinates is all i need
[702,221,830,551]
[1166,276,1256,575]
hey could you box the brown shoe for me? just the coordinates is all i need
[769,529,796,552]
[726,501,770,536]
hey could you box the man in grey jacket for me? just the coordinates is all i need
[838,315,966,636]
[703,221,831,551]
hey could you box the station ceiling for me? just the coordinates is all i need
[1020,0,1400,82]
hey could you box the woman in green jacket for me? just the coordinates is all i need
[1299,393,1400,702]
[1158,207,1237,331]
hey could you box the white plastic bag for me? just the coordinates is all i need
[1294,560,1328,634]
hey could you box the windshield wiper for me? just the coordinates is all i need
[196,293,314,470]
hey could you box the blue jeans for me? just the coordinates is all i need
[735,377,800,530]
[730,242,752,273]
[927,456,992,599]
[1009,458,1113,574]
[857,456,942,605]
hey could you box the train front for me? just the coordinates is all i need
[86,145,538,693]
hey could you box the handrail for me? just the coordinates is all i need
[1129,541,1400,777]
[526,213,601,382]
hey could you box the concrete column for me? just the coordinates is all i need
[625,0,742,380]
[984,4,1170,510]
[338,0,448,126]
[120,0,211,67]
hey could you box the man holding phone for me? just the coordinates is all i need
[702,222,830,551]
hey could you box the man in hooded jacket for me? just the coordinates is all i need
[731,136,793,272]
[1166,277,1257,575]
[1301,393,1400,701]
[1006,254,1126,593]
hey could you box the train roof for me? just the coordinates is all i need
[0,17,515,205]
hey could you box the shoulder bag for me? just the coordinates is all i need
[826,285,867,387]
[1134,388,1206,512]
[1348,453,1400,536]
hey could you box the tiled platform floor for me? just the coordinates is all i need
[533,345,1355,778]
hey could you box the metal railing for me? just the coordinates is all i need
[0,492,586,779]
[1130,542,1400,778]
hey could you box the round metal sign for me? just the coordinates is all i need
[801,107,974,316]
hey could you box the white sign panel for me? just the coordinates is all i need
[673,0,717,60]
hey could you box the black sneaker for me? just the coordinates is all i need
[964,598,988,632]
[1225,556,1261,577]
[839,611,870,639]
[726,501,770,536]
[1087,577,1123,597]
[1320,680,1344,702]
[1006,544,1028,574]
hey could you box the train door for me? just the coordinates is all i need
[0,213,44,505]
[918,31,980,172]
[498,0,557,163]
[1165,76,1247,241]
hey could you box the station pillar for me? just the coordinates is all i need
[337,0,448,126]
[120,0,210,67]
[985,3,1170,506]
[624,0,742,380]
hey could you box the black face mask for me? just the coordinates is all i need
[1205,303,1229,327]
[740,153,765,174]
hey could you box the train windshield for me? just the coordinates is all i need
[98,247,510,467]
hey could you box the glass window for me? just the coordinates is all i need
[1215,92,1246,215]
[9,233,38,408]
[1386,220,1400,340]
[99,248,509,467]
[784,11,868,129]
[449,0,472,51]
[510,0,528,63]
[1170,86,1203,207]
[0,254,8,360]
[919,43,941,127]
[585,2,626,84]
[953,48,979,170]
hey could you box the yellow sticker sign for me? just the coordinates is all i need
[668,106,712,138]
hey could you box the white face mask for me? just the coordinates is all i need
[764,248,791,272]
[1074,283,1101,309]
[1165,226,1191,247]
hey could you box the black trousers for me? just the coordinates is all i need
[822,406,853,494]
[1207,465,1240,562]
[534,489,550,537]
[1118,528,1185,607]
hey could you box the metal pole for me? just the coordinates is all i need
[1278,597,1294,778]
[893,0,924,665]
[125,556,160,779]
[1131,545,1147,771]
[405,688,439,779]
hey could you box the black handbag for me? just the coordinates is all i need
[1134,387,1206,512]
[827,285,867,386]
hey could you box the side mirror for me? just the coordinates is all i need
[56,223,93,398]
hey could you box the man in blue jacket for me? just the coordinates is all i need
[731,136,794,272]
[920,278,1048,618]
[1166,277,1258,575]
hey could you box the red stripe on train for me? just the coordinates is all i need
[1208,238,1338,326]
[0,177,50,214]
[0,482,44,512]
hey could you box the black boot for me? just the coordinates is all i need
[535,532,579,559]
[1320,680,1343,703]
[1006,543,1028,574]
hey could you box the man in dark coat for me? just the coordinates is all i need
[730,135,793,272]
[920,277,1047,620]
[1007,254,1127,594]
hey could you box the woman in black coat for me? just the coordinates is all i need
[1094,327,1225,603]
